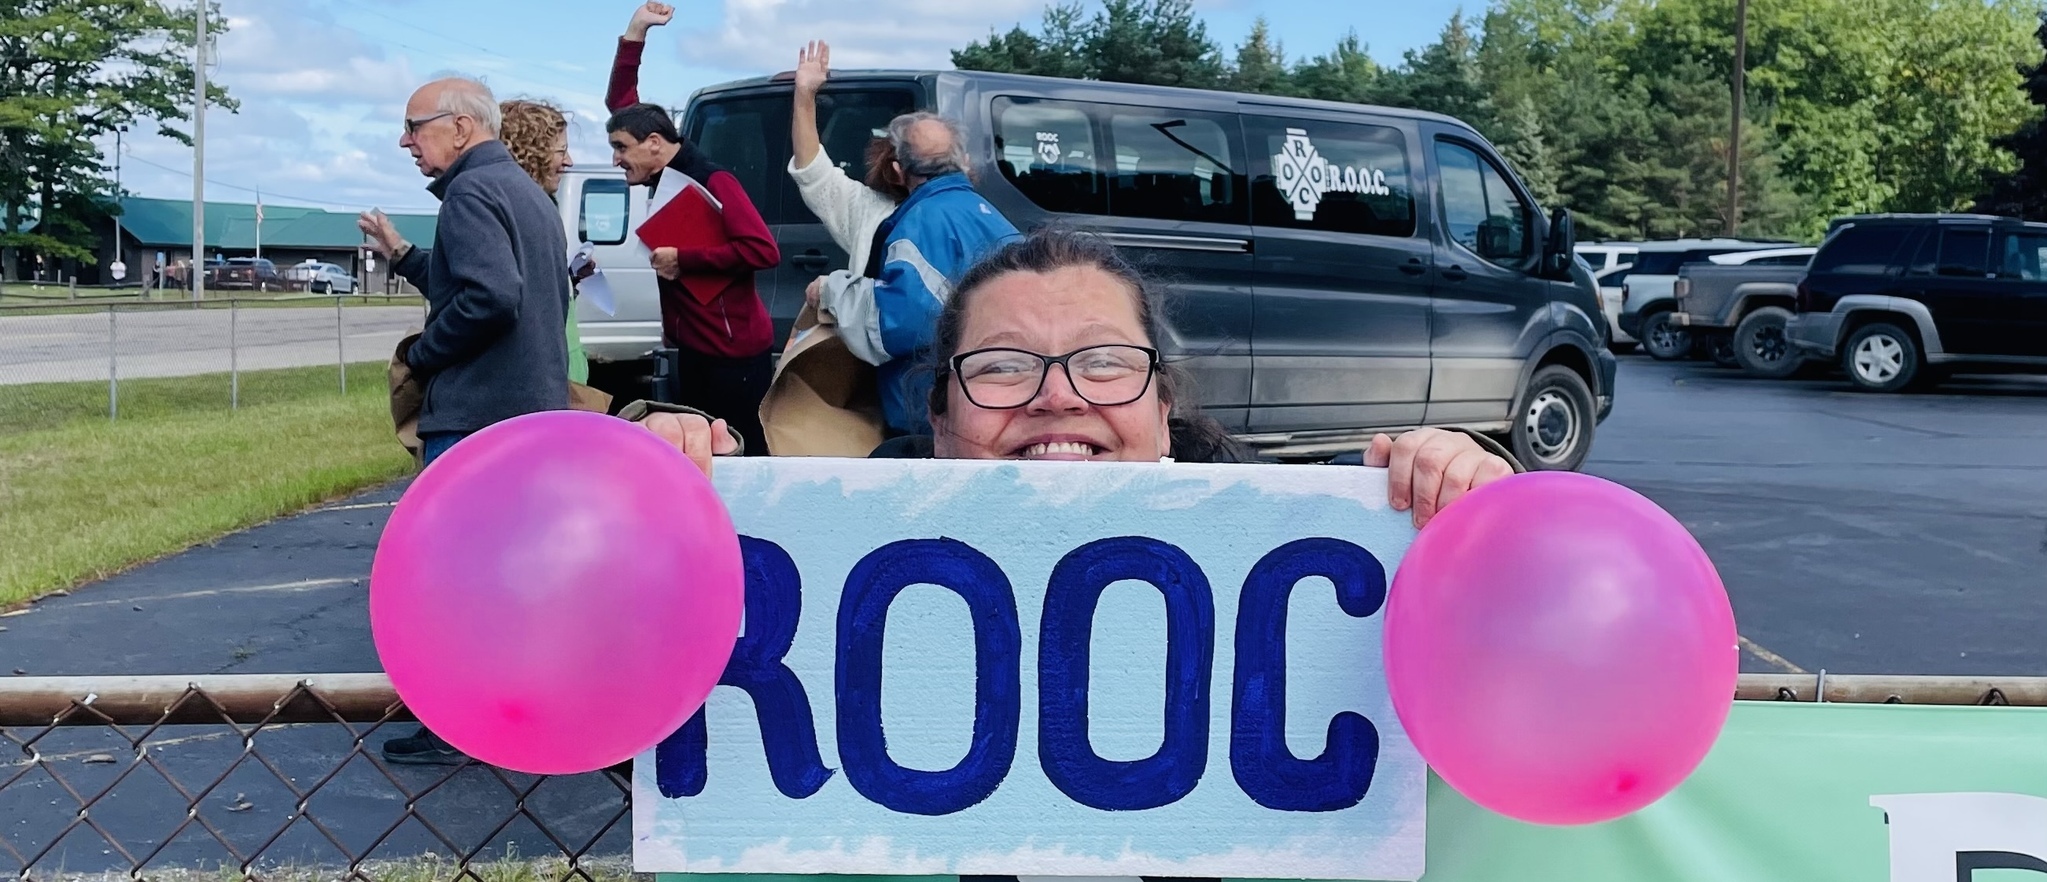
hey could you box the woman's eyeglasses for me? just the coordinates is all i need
[951,344,1160,410]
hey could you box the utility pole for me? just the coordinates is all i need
[191,2,207,301]
[1727,0,1749,238]
[111,125,126,285]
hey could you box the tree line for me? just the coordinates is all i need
[1,1,234,280]
[954,0,2047,242]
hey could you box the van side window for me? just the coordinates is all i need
[788,89,918,225]
[685,94,790,224]
[580,179,630,245]
[993,98,1106,215]
[1246,116,1415,237]
[1102,107,1243,224]
[1435,140,1531,267]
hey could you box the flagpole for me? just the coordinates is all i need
[255,190,263,262]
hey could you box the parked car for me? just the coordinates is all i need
[285,261,360,294]
[1787,213,2047,392]
[1594,263,1636,353]
[1671,247,1817,378]
[1576,241,1639,275]
[216,257,283,291]
[1617,239,1800,361]
[557,69,1617,469]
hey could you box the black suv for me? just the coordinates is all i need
[1787,213,2047,392]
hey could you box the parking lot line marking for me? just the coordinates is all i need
[60,578,358,609]
[313,502,397,513]
[1739,635,1807,674]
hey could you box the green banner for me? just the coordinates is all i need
[659,701,2047,881]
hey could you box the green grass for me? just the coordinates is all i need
[0,362,412,606]
[1,287,423,316]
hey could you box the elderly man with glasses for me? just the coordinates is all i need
[357,77,572,766]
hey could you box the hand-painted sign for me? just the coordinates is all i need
[633,458,1424,880]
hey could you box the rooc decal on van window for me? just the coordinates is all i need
[1035,132,1062,166]
[1274,128,1393,222]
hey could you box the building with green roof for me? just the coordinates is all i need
[74,197,438,291]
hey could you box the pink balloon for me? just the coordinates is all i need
[1383,471,1736,825]
[370,410,743,775]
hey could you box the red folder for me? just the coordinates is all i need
[635,179,728,306]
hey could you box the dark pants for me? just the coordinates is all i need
[419,431,470,466]
[666,348,772,456]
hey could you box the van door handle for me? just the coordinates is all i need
[789,250,831,272]
[1399,259,1427,276]
[1441,265,1469,282]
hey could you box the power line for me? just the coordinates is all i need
[334,8,605,104]
[119,151,437,213]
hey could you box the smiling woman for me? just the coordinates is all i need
[643,228,1524,530]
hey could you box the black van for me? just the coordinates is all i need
[678,69,1616,470]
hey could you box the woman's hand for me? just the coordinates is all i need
[643,411,738,478]
[1367,428,1514,529]
[795,41,830,97]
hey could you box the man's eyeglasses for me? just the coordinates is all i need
[951,344,1161,410]
[403,112,456,136]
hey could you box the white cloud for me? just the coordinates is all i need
[214,5,417,104]
[675,0,1043,73]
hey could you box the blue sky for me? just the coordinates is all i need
[112,0,1478,215]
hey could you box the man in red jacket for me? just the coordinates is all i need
[605,102,779,455]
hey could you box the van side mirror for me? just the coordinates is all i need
[1543,208,1576,278]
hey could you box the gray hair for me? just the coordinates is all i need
[887,112,968,180]
[435,77,502,136]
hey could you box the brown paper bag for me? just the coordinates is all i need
[568,382,613,414]
[759,300,885,457]
[388,332,425,467]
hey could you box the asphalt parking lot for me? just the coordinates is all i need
[1,351,2044,873]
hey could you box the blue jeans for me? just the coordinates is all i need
[420,431,470,466]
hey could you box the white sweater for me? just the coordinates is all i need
[787,149,899,273]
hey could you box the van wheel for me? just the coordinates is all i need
[1733,307,1803,379]
[1842,322,1926,393]
[1511,365,1596,472]
[1640,310,1692,361]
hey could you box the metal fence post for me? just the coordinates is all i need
[336,295,347,394]
[107,306,118,420]
[229,298,239,410]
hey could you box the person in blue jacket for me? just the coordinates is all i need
[807,112,1021,436]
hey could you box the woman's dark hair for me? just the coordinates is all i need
[927,227,1253,462]
[863,136,910,202]
[605,102,680,144]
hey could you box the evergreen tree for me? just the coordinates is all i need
[1977,11,2047,219]
[1228,17,1292,96]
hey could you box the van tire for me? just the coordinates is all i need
[1842,322,1925,393]
[1510,365,1596,472]
[1733,306,1803,379]
[1640,310,1691,361]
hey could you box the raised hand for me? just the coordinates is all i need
[795,40,830,95]
[626,1,674,40]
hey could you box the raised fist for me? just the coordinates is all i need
[626,2,674,40]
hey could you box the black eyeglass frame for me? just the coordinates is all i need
[404,111,458,136]
[948,344,1163,410]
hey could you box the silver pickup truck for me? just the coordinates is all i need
[1670,250,1813,378]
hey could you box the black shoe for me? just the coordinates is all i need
[381,726,467,766]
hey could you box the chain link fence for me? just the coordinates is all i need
[1,671,2041,880]
[0,292,426,418]
[0,675,630,881]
